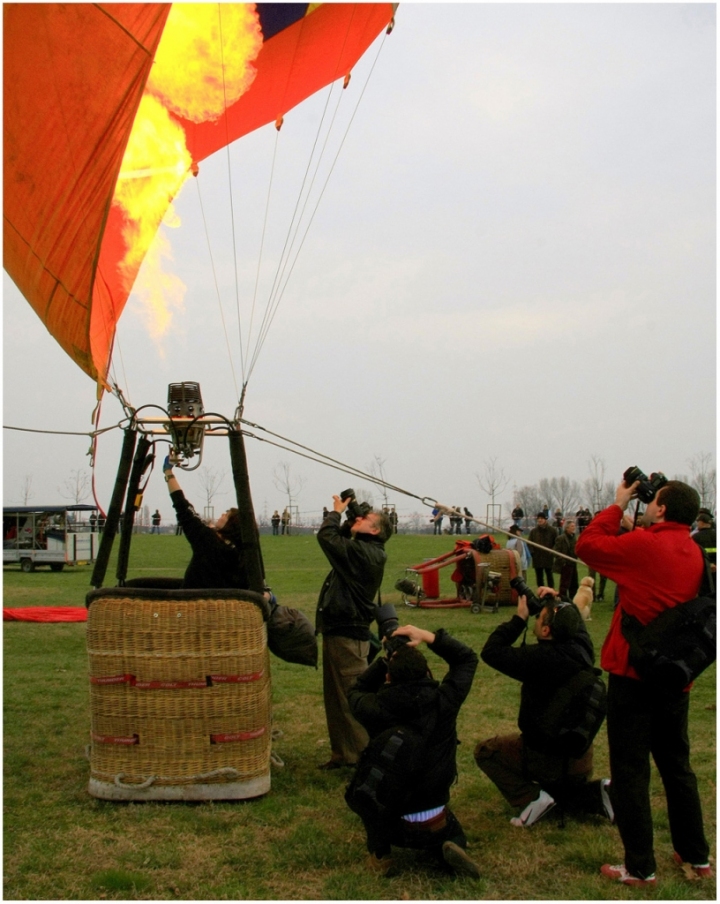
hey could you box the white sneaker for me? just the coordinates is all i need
[510,789,556,827]
[600,779,614,822]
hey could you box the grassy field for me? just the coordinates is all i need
[3,533,716,900]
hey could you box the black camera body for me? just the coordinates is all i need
[340,488,372,523]
[623,467,668,504]
[376,602,410,655]
[509,577,545,617]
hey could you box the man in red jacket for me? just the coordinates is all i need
[576,478,711,887]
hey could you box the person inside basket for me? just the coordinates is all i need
[474,588,613,829]
[345,624,480,878]
[163,456,250,590]
[576,478,712,886]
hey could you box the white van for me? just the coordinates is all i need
[3,504,101,572]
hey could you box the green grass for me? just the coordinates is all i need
[3,533,716,899]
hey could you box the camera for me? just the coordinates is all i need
[340,488,372,523]
[376,602,411,655]
[623,467,668,504]
[509,577,545,617]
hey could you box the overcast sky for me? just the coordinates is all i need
[3,3,716,528]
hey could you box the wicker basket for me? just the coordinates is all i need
[86,587,271,801]
[472,548,520,605]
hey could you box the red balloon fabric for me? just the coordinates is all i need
[3,607,88,623]
[4,3,394,386]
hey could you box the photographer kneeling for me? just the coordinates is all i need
[345,622,480,878]
[474,586,613,827]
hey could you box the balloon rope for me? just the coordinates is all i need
[244,28,390,382]
[239,421,580,563]
[217,3,245,382]
[195,178,240,400]
[245,79,342,381]
[245,128,281,373]
[0,416,579,563]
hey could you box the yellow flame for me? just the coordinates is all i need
[130,229,185,343]
[148,4,262,123]
[115,94,191,290]
[112,4,263,342]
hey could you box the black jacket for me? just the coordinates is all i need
[315,511,386,640]
[347,629,478,812]
[481,614,594,754]
[171,489,249,590]
[692,526,716,565]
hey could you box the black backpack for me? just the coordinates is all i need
[345,711,437,819]
[534,664,607,759]
[621,553,716,692]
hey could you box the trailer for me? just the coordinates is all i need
[3,504,100,572]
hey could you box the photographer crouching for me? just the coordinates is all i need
[315,491,392,770]
[474,581,613,828]
[344,619,480,878]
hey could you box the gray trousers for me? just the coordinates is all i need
[322,634,370,765]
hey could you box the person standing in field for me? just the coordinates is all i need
[315,495,391,769]
[528,513,558,589]
[576,478,711,886]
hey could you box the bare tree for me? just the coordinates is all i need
[552,476,582,516]
[368,455,389,507]
[19,474,34,505]
[537,478,556,513]
[476,456,509,507]
[272,461,305,511]
[514,485,544,522]
[59,468,91,504]
[689,452,716,511]
[584,455,607,512]
[198,466,227,510]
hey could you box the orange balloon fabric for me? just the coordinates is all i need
[4,3,394,386]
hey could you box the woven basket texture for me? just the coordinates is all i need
[472,549,519,604]
[87,595,271,787]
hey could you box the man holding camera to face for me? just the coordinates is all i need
[315,492,392,770]
[345,623,480,878]
[576,472,711,886]
[474,585,613,828]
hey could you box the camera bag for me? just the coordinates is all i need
[620,553,716,692]
[534,665,607,759]
[345,709,438,819]
[266,600,318,668]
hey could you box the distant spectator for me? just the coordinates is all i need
[528,514,558,589]
[553,509,564,533]
[281,508,291,535]
[511,505,524,527]
[464,507,474,534]
[431,507,444,535]
[692,510,716,567]
[452,507,463,535]
[271,510,280,535]
[506,525,530,579]
[553,520,579,599]
[151,509,161,534]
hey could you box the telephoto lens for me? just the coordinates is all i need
[376,603,410,655]
[509,577,544,617]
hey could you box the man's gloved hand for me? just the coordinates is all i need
[163,455,173,472]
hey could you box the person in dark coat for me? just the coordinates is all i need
[475,588,612,827]
[315,496,391,769]
[553,520,579,599]
[163,458,248,590]
[347,625,480,877]
[528,513,558,588]
[692,510,716,566]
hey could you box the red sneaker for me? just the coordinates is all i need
[673,852,713,879]
[600,864,656,886]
